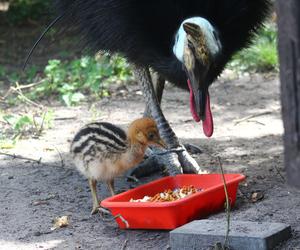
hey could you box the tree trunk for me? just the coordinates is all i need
[277,0,300,188]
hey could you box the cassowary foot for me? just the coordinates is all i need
[183,143,203,155]
[176,145,207,174]
[127,145,205,179]
[127,152,181,179]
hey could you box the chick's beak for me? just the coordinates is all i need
[155,137,167,149]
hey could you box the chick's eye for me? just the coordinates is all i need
[148,133,155,140]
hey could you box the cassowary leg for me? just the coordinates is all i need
[130,66,204,177]
[144,72,202,155]
[143,71,165,117]
[144,72,202,154]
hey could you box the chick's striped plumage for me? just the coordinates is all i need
[71,118,164,214]
[71,122,129,181]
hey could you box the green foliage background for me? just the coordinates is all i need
[5,0,51,24]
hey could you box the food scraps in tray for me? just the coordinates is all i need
[129,185,201,202]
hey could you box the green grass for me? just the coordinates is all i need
[228,24,278,73]
[5,0,51,25]
[5,54,133,106]
[0,109,54,149]
[1,54,132,147]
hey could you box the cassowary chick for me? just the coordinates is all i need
[70,118,166,214]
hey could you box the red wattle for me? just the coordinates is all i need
[203,93,213,137]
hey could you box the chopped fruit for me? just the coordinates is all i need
[130,185,201,202]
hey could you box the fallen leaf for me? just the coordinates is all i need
[43,147,55,152]
[51,216,69,230]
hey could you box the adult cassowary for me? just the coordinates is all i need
[26,0,271,175]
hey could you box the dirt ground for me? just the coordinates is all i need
[1,72,300,250]
[0,24,300,250]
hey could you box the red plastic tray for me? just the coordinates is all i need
[101,174,245,230]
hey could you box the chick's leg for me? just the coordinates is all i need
[88,179,99,215]
[107,179,115,196]
[131,66,204,177]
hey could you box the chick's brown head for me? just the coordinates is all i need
[127,118,166,148]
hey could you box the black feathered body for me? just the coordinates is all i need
[56,0,271,88]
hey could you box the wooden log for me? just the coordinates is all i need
[277,0,300,188]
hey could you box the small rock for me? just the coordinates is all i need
[79,218,89,222]
[251,191,264,203]
[34,231,42,237]
[32,200,49,206]
[8,176,14,180]
[45,194,57,200]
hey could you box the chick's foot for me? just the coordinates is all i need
[91,205,99,215]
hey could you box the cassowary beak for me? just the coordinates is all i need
[183,22,214,137]
[187,77,208,121]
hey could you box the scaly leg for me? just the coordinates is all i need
[145,71,203,155]
[131,66,203,176]
[144,71,165,117]
[88,179,99,215]
[107,179,115,196]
